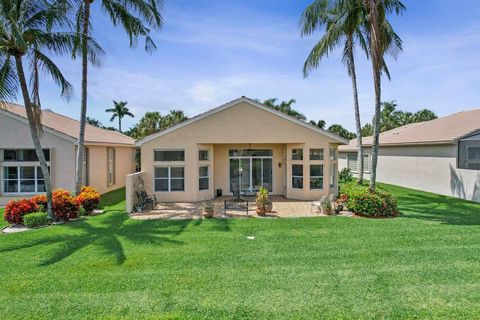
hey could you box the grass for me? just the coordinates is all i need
[1,185,480,319]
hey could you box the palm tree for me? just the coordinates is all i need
[301,0,370,183]
[309,119,326,129]
[0,0,78,219]
[73,0,164,194]
[161,110,187,129]
[364,0,405,192]
[262,98,307,121]
[105,101,134,132]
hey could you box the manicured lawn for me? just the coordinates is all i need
[1,186,480,319]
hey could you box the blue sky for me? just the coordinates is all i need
[35,0,480,131]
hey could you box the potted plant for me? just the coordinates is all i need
[265,199,273,213]
[321,199,332,215]
[334,199,344,214]
[255,187,269,216]
[201,202,214,218]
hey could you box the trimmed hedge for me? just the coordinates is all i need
[340,182,398,217]
[23,212,49,228]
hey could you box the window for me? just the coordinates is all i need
[199,150,209,161]
[329,147,337,160]
[154,150,185,162]
[229,149,273,157]
[3,166,49,193]
[466,147,480,170]
[347,153,370,173]
[199,166,209,190]
[155,166,185,192]
[292,164,303,189]
[310,165,323,189]
[292,148,303,160]
[309,149,323,160]
[3,149,50,162]
[330,163,337,188]
[107,147,115,186]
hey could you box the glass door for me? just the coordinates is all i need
[230,156,273,192]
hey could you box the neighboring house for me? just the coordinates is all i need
[339,109,480,202]
[0,103,136,206]
[131,96,347,209]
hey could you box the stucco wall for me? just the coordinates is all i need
[339,144,480,202]
[141,101,340,202]
[0,113,76,205]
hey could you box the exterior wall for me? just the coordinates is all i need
[87,146,135,195]
[339,144,480,202]
[0,113,76,205]
[141,102,340,202]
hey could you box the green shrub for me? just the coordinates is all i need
[23,212,49,228]
[340,181,398,217]
[339,168,353,183]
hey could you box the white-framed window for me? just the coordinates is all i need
[199,165,209,190]
[3,149,50,162]
[107,147,116,186]
[199,150,209,161]
[330,163,337,188]
[309,148,324,160]
[292,164,303,189]
[329,147,338,160]
[3,166,49,194]
[310,165,323,190]
[292,148,303,161]
[154,166,185,192]
[347,153,370,173]
[466,146,480,170]
[154,150,185,162]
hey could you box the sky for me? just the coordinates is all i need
[34,0,480,132]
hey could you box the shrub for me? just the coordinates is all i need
[4,199,38,225]
[52,189,80,221]
[76,186,100,214]
[340,181,398,217]
[339,168,353,183]
[31,195,47,212]
[23,212,49,228]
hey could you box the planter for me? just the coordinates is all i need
[256,207,266,216]
[322,208,333,215]
[202,209,214,218]
[265,202,273,213]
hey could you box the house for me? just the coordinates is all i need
[0,103,136,206]
[338,109,480,202]
[129,97,347,210]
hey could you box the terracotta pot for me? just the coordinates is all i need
[256,207,266,216]
[322,208,332,216]
[265,202,273,213]
[202,209,214,218]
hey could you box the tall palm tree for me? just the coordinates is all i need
[262,98,307,121]
[105,100,134,132]
[73,0,164,194]
[0,0,77,219]
[301,0,369,183]
[364,0,405,192]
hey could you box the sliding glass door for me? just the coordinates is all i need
[229,149,273,192]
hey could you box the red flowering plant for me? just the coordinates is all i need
[76,186,100,214]
[31,195,47,212]
[52,189,80,221]
[4,199,38,225]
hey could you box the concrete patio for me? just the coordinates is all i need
[130,196,352,220]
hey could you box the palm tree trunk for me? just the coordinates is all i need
[119,117,121,132]
[346,35,364,184]
[14,55,54,220]
[75,0,92,194]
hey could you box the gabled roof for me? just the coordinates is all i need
[339,108,480,151]
[136,96,348,146]
[1,103,135,146]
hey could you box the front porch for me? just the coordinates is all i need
[130,195,352,220]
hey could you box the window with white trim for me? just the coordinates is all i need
[329,147,337,160]
[199,150,209,161]
[466,147,480,170]
[347,153,370,173]
[154,166,185,192]
[310,165,323,189]
[199,165,209,190]
[3,149,50,162]
[292,164,303,189]
[154,150,185,162]
[107,147,116,186]
[330,163,337,188]
[292,149,303,160]
[3,166,49,194]
[309,148,324,160]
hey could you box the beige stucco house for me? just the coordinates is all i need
[339,109,480,202]
[131,97,347,209]
[0,103,136,206]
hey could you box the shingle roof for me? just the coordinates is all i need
[1,103,135,146]
[340,108,480,151]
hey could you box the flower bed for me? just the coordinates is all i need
[3,199,38,225]
[76,186,100,214]
[340,182,398,217]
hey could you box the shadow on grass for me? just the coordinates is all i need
[0,212,193,266]
[391,186,480,226]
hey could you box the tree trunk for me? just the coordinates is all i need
[14,55,54,220]
[347,35,364,184]
[119,117,121,132]
[75,0,91,194]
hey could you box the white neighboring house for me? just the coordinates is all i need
[338,109,480,202]
[0,103,136,206]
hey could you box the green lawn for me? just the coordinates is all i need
[1,186,480,319]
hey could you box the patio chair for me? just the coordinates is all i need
[231,183,241,200]
[135,191,157,211]
[311,195,327,213]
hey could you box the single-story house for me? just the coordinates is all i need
[131,97,347,208]
[339,109,480,202]
[0,103,136,206]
